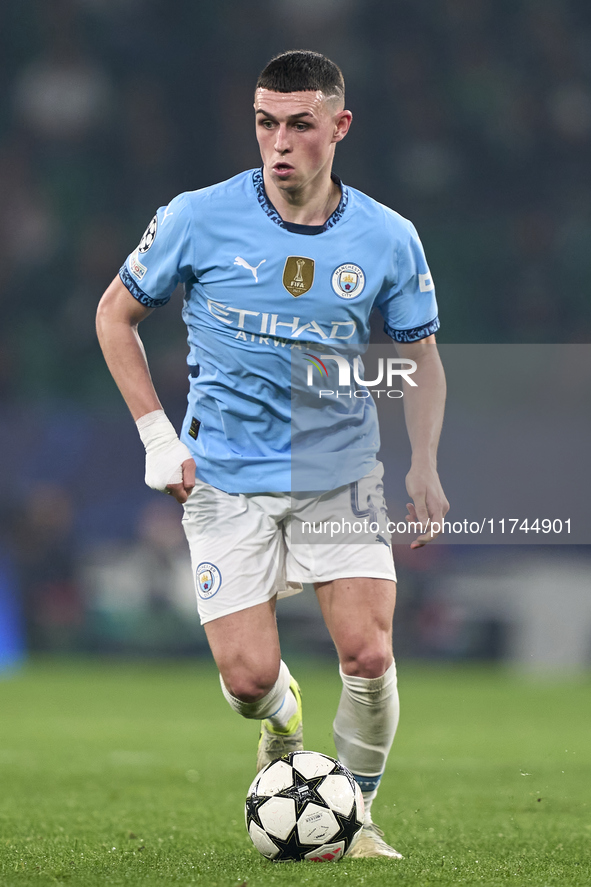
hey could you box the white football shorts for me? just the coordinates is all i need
[181,462,396,624]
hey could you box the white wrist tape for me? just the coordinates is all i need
[136,410,193,491]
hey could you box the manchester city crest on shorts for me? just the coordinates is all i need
[138,214,158,253]
[196,562,222,600]
[332,263,365,299]
[283,256,315,297]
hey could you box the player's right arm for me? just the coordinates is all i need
[96,275,195,503]
[96,275,160,420]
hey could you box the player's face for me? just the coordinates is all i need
[254,89,351,193]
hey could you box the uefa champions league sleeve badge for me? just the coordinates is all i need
[138,214,158,253]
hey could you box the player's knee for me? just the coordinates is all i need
[223,669,278,703]
[341,645,392,679]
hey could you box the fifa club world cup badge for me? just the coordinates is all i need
[283,256,315,297]
[332,263,365,299]
[196,562,222,599]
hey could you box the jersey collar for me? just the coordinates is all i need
[253,167,349,234]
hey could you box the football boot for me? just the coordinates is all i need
[346,822,403,859]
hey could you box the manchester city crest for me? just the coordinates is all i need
[332,263,365,299]
[196,562,222,600]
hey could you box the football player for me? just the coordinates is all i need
[96,50,449,858]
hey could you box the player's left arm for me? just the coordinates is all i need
[395,334,449,548]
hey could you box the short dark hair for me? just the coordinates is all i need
[256,51,345,101]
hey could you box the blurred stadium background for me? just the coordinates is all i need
[1,0,591,671]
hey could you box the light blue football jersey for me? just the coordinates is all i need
[121,169,439,493]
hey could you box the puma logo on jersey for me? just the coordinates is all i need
[162,207,174,223]
[234,256,266,282]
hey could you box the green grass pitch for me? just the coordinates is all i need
[0,660,589,886]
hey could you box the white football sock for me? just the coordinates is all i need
[333,660,400,823]
[266,686,298,732]
[362,794,375,824]
[219,660,291,721]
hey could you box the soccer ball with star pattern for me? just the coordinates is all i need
[245,751,364,862]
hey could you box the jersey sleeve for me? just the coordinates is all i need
[119,193,194,308]
[376,221,440,342]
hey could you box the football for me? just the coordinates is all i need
[245,750,364,862]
